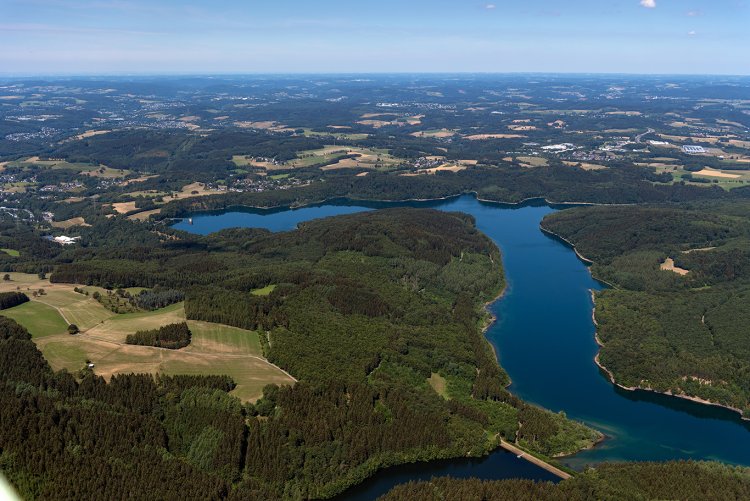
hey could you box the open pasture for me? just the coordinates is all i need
[464,133,525,140]
[51,216,90,229]
[1,274,295,401]
[410,129,457,138]
[642,163,750,190]
[302,128,370,141]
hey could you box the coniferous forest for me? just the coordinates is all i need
[380,462,750,501]
[1,209,599,499]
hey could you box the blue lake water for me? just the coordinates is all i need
[174,194,750,497]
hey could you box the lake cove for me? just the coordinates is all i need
[175,194,750,495]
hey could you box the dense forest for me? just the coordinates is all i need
[154,165,750,221]
[381,461,750,501]
[125,321,192,349]
[1,209,599,499]
[2,74,750,499]
[0,292,29,310]
[542,201,750,414]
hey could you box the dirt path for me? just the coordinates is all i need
[38,331,298,383]
[499,440,572,480]
[34,298,73,325]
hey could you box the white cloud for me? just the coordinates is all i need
[688,30,697,36]
[640,0,656,8]
[485,4,496,9]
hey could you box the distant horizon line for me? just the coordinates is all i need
[1,71,749,79]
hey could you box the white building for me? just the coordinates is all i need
[53,236,81,245]
[682,145,706,154]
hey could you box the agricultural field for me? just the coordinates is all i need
[51,216,90,229]
[0,273,294,401]
[81,165,128,179]
[639,161,750,190]
[109,182,223,218]
[237,145,404,171]
[562,161,608,171]
[464,133,526,140]
[2,301,69,339]
[301,128,369,141]
[516,156,549,168]
[4,156,130,177]
[410,129,457,138]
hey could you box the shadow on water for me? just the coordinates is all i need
[331,448,561,501]
[614,386,750,431]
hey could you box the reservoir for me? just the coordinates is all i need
[175,194,750,498]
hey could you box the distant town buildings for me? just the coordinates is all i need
[682,145,707,154]
[541,143,575,152]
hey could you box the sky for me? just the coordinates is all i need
[0,0,748,76]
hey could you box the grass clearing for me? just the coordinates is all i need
[168,182,224,201]
[410,129,457,138]
[428,373,449,399]
[290,146,402,171]
[112,201,137,214]
[405,163,468,176]
[128,209,162,221]
[84,302,186,342]
[7,157,128,177]
[0,248,19,257]
[464,133,525,140]
[251,284,277,296]
[517,156,549,167]
[302,128,369,141]
[51,217,90,229]
[186,321,263,356]
[643,163,750,190]
[2,301,68,338]
[563,161,608,171]
[234,121,293,133]
[695,168,741,179]
[82,166,129,179]
[71,130,112,140]
[1,275,293,401]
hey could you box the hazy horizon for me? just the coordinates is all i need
[2,71,750,79]
[2,0,749,76]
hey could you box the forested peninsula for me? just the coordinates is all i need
[0,209,599,499]
[542,201,750,417]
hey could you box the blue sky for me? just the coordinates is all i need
[1,0,748,75]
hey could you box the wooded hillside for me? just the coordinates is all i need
[542,201,750,414]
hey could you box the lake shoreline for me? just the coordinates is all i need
[543,226,750,435]
[590,293,750,422]
[476,250,602,477]
[173,194,750,493]
[164,191,615,224]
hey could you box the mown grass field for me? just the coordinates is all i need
[1,273,294,401]
[301,128,369,141]
[641,162,750,190]
[251,284,277,296]
[6,157,130,177]
[2,301,69,338]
